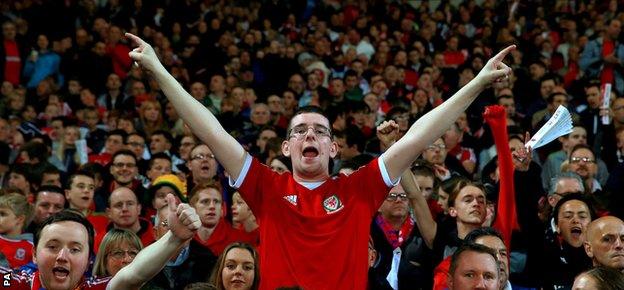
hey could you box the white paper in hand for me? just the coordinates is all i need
[602,83,612,125]
[525,105,574,150]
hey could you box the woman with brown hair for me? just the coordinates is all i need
[135,100,167,138]
[209,242,259,290]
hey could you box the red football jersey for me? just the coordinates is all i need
[0,235,33,268]
[0,267,110,290]
[234,156,393,290]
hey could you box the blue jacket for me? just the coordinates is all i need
[579,37,624,94]
[23,50,63,89]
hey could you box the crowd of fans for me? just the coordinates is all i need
[1,0,624,289]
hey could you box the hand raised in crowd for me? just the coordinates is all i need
[165,194,201,241]
[376,120,400,150]
[512,132,532,172]
[475,45,516,88]
[126,33,162,74]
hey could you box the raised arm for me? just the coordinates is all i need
[401,169,437,249]
[126,33,247,179]
[381,45,515,181]
[109,194,201,290]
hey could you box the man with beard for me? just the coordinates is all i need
[584,216,624,272]
[541,193,595,289]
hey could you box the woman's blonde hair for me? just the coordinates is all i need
[92,228,143,277]
[138,100,165,137]
[0,193,33,231]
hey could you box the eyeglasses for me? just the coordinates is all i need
[126,142,144,147]
[288,124,332,139]
[570,157,595,164]
[108,249,139,260]
[386,192,408,201]
[112,162,137,168]
[191,153,215,161]
[426,144,446,150]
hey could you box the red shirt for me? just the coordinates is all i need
[432,256,451,290]
[602,39,615,85]
[0,236,33,268]
[235,156,392,290]
[193,219,258,256]
[87,214,110,254]
[3,40,21,85]
[0,267,109,290]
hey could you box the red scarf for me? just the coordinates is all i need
[375,214,415,249]
[483,105,519,250]
[601,39,615,85]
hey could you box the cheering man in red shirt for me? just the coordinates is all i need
[126,32,515,290]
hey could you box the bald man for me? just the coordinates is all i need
[584,216,624,271]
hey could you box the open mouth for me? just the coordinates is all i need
[201,165,211,171]
[303,146,319,158]
[570,227,582,238]
[53,266,70,279]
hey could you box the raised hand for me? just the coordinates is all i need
[512,132,532,172]
[376,120,400,149]
[475,45,516,88]
[165,194,201,241]
[126,33,161,74]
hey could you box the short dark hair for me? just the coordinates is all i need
[111,149,138,164]
[151,130,174,145]
[547,92,567,104]
[449,243,499,277]
[36,185,65,197]
[569,144,594,162]
[66,170,95,190]
[107,129,128,140]
[286,106,330,135]
[20,140,50,162]
[35,209,95,254]
[125,132,146,144]
[553,192,596,225]
[464,227,504,243]
[149,152,172,169]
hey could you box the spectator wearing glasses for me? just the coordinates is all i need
[369,184,432,289]
[93,228,143,278]
[186,144,219,193]
[422,138,469,181]
[567,145,605,200]
[107,150,146,208]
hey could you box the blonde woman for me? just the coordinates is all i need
[53,125,82,173]
[135,100,167,138]
[93,228,143,278]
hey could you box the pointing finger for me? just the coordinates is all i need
[125,32,145,47]
[493,45,516,63]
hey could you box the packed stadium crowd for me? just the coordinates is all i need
[0,0,624,289]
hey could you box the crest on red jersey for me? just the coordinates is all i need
[15,248,25,261]
[323,195,344,214]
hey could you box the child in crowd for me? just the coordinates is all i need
[0,193,34,268]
